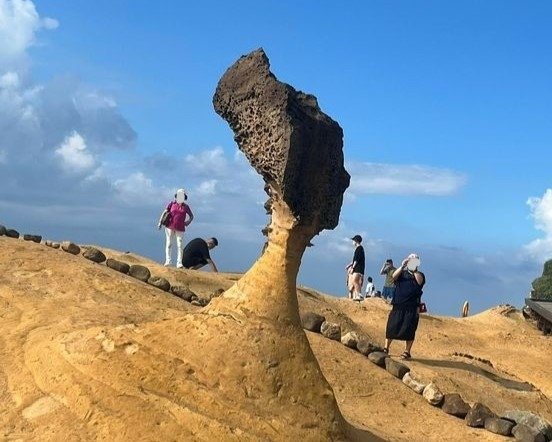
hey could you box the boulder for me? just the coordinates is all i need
[442,393,471,418]
[51,242,60,249]
[341,331,361,349]
[301,312,326,333]
[82,247,107,263]
[170,286,197,302]
[320,321,341,341]
[485,417,515,436]
[385,358,410,379]
[148,276,171,292]
[44,240,52,247]
[503,411,552,440]
[465,403,495,428]
[367,351,388,367]
[423,383,444,406]
[23,234,42,243]
[5,229,19,239]
[356,339,381,356]
[191,300,202,307]
[106,258,130,274]
[0,225,6,236]
[128,265,151,282]
[512,424,546,442]
[402,372,426,394]
[61,241,80,255]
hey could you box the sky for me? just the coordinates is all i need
[1,0,551,315]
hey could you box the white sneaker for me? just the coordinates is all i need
[164,262,171,267]
[176,264,184,269]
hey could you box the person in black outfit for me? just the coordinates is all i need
[181,237,219,272]
[346,235,365,301]
[384,253,425,359]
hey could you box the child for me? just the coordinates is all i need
[365,276,376,298]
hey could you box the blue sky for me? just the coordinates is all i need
[1,0,551,314]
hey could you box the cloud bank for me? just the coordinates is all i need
[348,162,467,197]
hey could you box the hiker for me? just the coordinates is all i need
[182,237,219,272]
[384,253,425,360]
[380,258,396,302]
[365,276,376,298]
[346,235,365,301]
[157,189,194,268]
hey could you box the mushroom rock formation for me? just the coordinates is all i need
[203,48,352,438]
[212,48,350,321]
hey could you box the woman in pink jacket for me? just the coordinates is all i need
[158,188,194,268]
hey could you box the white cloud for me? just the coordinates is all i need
[0,0,57,63]
[347,162,467,197]
[183,146,229,177]
[55,131,96,173]
[113,172,169,206]
[195,179,217,196]
[524,188,552,261]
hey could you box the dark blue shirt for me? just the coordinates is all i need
[391,270,425,307]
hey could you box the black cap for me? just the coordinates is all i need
[351,235,362,243]
[210,237,218,246]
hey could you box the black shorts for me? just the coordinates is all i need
[183,257,208,269]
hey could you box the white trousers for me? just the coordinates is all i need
[164,228,184,267]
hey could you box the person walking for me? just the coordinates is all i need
[384,253,425,359]
[380,259,396,302]
[346,235,365,301]
[157,189,194,268]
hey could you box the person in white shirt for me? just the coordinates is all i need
[365,276,376,298]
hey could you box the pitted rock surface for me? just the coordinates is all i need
[0,225,6,236]
[213,49,350,232]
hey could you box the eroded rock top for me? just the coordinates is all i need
[213,49,350,231]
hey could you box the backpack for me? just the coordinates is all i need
[160,202,174,227]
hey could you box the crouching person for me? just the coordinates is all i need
[182,237,219,272]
